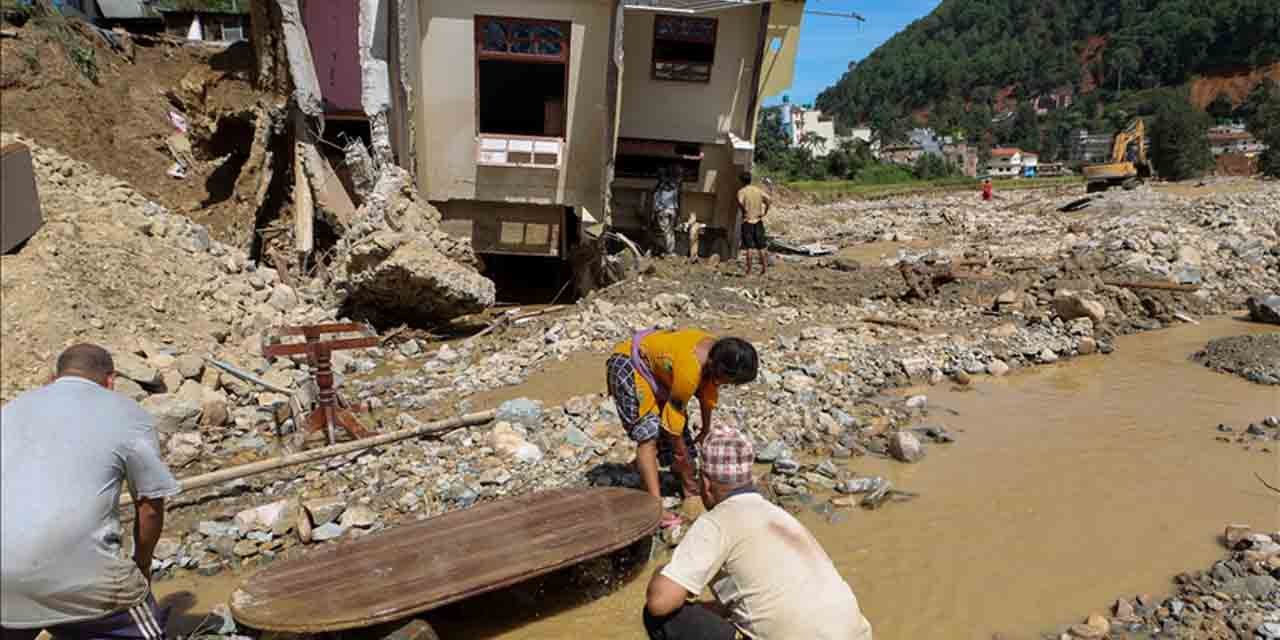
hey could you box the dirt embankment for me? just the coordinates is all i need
[1190,62,1280,110]
[0,18,274,247]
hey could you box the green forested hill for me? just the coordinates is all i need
[815,0,1280,131]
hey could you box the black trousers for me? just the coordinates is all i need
[643,605,737,640]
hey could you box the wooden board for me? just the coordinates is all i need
[230,487,661,632]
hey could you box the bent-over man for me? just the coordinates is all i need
[1,344,180,639]
[643,428,874,640]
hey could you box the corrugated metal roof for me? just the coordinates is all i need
[95,0,158,20]
[623,0,769,14]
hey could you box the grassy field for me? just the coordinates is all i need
[786,175,1084,202]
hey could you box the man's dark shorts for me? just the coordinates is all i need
[1,595,167,640]
[740,221,766,250]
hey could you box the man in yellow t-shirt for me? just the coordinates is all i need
[606,330,758,526]
[644,429,875,640]
[736,172,771,276]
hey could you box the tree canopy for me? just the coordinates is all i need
[816,0,1280,129]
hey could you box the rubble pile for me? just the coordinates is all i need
[1193,333,1280,385]
[777,183,1280,315]
[0,134,378,478]
[329,166,495,327]
[1052,525,1280,640]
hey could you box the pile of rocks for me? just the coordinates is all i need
[0,133,339,402]
[1053,524,1280,640]
[1193,333,1280,385]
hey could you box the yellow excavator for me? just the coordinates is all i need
[1083,118,1151,193]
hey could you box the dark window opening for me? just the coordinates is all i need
[477,60,567,136]
[616,139,702,180]
[652,15,716,83]
[475,16,570,137]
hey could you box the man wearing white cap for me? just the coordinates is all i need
[643,428,874,639]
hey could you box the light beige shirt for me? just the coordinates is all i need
[737,185,771,224]
[662,492,873,640]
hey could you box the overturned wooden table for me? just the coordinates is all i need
[230,487,662,634]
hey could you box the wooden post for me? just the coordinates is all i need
[293,143,314,254]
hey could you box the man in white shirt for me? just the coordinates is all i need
[644,428,874,640]
[1,344,180,639]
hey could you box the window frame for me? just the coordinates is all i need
[473,15,572,142]
[651,14,718,83]
[474,15,571,64]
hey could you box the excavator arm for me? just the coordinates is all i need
[1084,118,1148,192]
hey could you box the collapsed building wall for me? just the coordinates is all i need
[243,0,495,325]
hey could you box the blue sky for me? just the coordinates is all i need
[768,0,942,107]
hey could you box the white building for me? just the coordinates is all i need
[987,147,1024,178]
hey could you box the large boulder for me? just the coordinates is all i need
[888,431,925,463]
[114,352,160,386]
[335,231,494,326]
[1053,290,1107,325]
[141,394,202,432]
[1248,295,1280,325]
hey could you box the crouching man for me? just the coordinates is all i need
[2,344,180,639]
[643,428,874,640]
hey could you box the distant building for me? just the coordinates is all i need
[1038,162,1072,177]
[880,128,976,176]
[780,101,837,157]
[1209,131,1266,157]
[1073,129,1116,165]
[82,0,164,34]
[987,147,1025,178]
[159,7,249,42]
[942,141,977,177]
[879,144,924,166]
[1021,151,1039,177]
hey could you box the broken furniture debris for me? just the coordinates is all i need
[229,487,661,633]
[263,323,379,445]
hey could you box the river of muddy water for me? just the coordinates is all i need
[157,318,1278,639]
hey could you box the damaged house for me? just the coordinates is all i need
[279,0,804,304]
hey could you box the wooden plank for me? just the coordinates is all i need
[230,488,660,632]
[271,322,371,336]
[262,336,380,357]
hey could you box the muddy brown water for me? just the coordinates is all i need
[156,318,1278,639]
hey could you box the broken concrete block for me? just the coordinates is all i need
[1053,291,1106,324]
[175,354,204,379]
[1248,295,1280,325]
[888,431,925,463]
[114,376,148,402]
[114,352,159,386]
[303,496,347,526]
[141,394,202,432]
[337,234,495,325]
[234,499,293,534]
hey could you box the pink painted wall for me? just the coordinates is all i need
[303,0,363,114]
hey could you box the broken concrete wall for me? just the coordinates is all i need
[359,0,394,168]
[386,0,419,174]
[331,166,494,326]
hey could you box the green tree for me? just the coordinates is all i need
[1206,92,1235,123]
[753,107,790,172]
[1148,91,1214,181]
[1245,84,1280,178]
